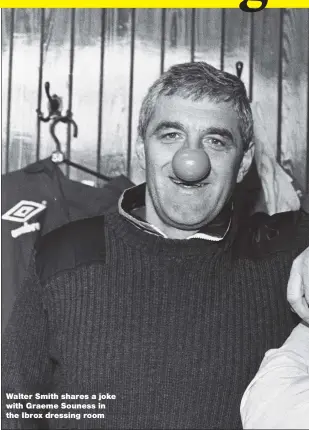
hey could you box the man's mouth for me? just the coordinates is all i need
[169,177,208,188]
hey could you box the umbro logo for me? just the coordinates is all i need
[2,200,47,238]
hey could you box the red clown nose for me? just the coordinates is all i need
[172,148,211,182]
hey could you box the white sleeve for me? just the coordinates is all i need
[240,322,309,429]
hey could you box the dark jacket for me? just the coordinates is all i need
[1,158,133,332]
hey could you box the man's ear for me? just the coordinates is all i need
[237,141,255,183]
[136,136,146,170]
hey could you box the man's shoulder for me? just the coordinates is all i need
[35,215,107,283]
[248,210,299,239]
[236,209,308,258]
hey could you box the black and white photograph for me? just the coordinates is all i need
[1,8,309,429]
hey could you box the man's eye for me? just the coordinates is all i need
[161,132,181,141]
[204,137,225,147]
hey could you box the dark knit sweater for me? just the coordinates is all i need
[2,207,309,430]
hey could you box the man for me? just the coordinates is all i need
[2,62,309,430]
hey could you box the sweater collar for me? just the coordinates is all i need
[119,183,232,241]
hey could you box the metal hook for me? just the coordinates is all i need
[37,81,63,122]
[50,115,78,162]
[236,61,244,80]
[45,82,62,114]
[45,82,52,103]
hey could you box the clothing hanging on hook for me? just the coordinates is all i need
[54,156,114,182]
[1,157,134,333]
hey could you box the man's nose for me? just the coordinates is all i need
[172,139,211,183]
[184,135,203,151]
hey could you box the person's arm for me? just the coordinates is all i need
[240,322,309,429]
[287,193,309,322]
[1,252,53,429]
[288,246,309,323]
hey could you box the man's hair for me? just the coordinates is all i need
[138,62,253,150]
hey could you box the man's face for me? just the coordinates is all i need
[142,95,248,230]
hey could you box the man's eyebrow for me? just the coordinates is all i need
[204,127,234,143]
[151,123,235,143]
[152,121,186,135]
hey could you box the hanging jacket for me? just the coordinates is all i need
[1,157,134,332]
